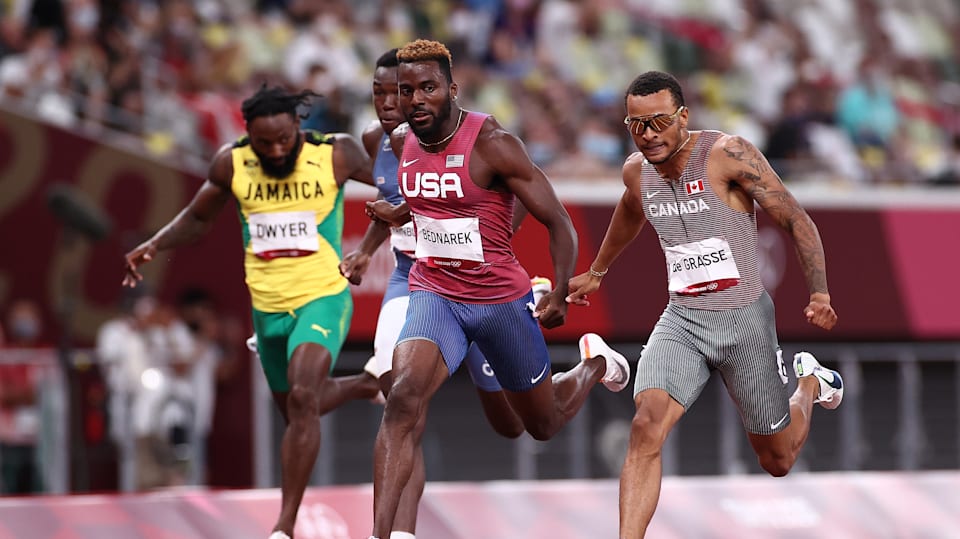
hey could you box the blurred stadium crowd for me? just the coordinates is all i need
[1,0,959,185]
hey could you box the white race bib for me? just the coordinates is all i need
[665,237,740,296]
[248,211,318,259]
[390,222,417,257]
[413,214,484,269]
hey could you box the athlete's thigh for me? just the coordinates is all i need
[720,292,790,434]
[462,342,503,392]
[634,304,712,409]
[288,288,353,371]
[471,292,550,393]
[397,290,470,374]
[251,309,295,392]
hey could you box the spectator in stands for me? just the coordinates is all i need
[764,83,817,181]
[96,289,198,490]
[0,299,47,494]
[3,0,958,186]
[175,287,244,485]
[931,133,960,186]
[835,57,900,172]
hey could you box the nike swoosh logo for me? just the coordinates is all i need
[645,191,659,199]
[402,158,419,167]
[770,412,790,430]
[818,369,843,389]
[530,364,549,384]
[611,362,627,384]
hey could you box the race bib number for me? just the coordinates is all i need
[248,211,318,259]
[413,214,484,269]
[390,222,417,257]
[665,237,740,296]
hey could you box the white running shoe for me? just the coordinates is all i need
[363,356,386,404]
[527,276,553,312]
[579,333,630,392]
[268,532,291,539]
[793,352,844,409]
[363,356,381,379]
[531,276,552,304]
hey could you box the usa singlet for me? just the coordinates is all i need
[399,111,529,303]
[231,131,347,312]
[640,130,763,310]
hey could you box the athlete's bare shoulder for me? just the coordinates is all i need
[473,114,531,182]
[362,118,383,139]
[324,132,360,144]
[322,132,374,186]
[207,142,236,190]
[474,114,526,163]
[623,151,646,173]
[361,119,385,159]
[621,151,648,201]
[324,132,367,158]
[389,122,410,158]
[475,114,517,146]
[708,130,774,185]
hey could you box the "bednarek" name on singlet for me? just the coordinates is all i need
[231,131,347,312]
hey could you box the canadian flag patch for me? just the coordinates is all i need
[685,180,704,195]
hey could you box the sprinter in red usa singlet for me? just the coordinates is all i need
[364,40,632,539]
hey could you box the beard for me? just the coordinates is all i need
[255,132,301,179]
[407,100,453,142]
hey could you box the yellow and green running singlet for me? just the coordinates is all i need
[231,131,348,313]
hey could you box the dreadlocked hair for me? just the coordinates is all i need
[397,39,453,83]
[241,84,319,123]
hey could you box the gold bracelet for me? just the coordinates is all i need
[588,265,608,278]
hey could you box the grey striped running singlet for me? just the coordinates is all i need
[640,130,764,310]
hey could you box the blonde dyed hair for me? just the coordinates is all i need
[397,39,453,82]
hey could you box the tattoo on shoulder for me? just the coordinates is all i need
[723,137,772,180]
[723,136,784,195]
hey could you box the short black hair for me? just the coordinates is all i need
[241,84,319,123]
[625,71,685,109]
[376,48,399,69]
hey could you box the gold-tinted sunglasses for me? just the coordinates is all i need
[623,106,686,135]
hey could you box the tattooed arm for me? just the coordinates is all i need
[715,134,837,330]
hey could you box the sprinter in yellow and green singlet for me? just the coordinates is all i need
[122,85,381,539]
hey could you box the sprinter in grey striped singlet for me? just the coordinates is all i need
[567,71,844,538]
[639,130,763,310]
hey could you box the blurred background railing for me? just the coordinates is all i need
[6,341,956,495]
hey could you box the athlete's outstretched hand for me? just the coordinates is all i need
[340,250,371,285]
[566,271,602,307]
[122,241,158,288]
[804,293,837,330]
[365,200,410,227]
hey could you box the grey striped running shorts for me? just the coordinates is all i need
[634,291,791,434]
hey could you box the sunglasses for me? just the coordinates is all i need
[623,106,686,135]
